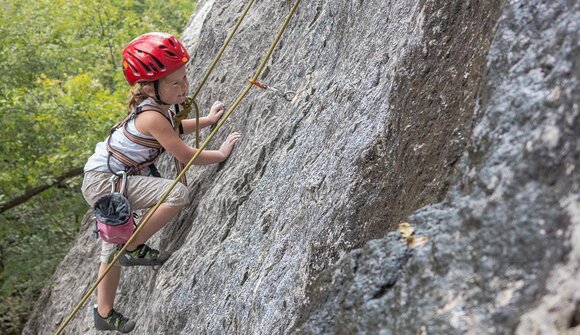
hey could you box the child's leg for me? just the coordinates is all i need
[125,204,182,250]
[94,259,135,332]
[82,172,124,316]
[96,263,121,317]
[123,175,189,250]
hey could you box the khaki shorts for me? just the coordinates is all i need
[81,170,189,263]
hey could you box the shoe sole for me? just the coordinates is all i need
[118,255,171,267]
[94,307,136,333]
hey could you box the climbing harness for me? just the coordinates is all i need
[107,104,165,174]
[55,0,302,333]
[106,101,188,185]
[249,79,297,101]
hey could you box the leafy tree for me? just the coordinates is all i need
[0,0,196,333]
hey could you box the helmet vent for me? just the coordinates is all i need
[134,56,152,75]
[127,62,139,75]
[164,51,177,58]
[150,55,166,70]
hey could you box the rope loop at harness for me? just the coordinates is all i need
[173,96,201,148]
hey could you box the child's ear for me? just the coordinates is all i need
[141,82,155,97]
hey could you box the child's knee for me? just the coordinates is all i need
[166,182,189,208]
[100,242,121,265]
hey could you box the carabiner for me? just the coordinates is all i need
[281,91,297,101]
[109,171,128,195]
[249,79,296,102]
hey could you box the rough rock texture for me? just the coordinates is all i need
[25,0,579,334]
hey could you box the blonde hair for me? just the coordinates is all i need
[127,83,153,112]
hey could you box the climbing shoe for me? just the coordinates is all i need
[93,306,136,333]
[118,244,172,267]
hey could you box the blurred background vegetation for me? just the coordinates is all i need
[0,0,196,333]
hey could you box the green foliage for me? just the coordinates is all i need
[0,185,85,294]
[0,0,196,333]
[0,295,29,335]
[0,185,87,335]
[0,0,196,196]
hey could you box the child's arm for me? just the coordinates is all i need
[180,101,225,135]
[139,111,240,165]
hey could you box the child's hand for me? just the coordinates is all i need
[208,101,225,124]
[219,132,241,158]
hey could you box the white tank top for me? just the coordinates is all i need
[84,100,174,173]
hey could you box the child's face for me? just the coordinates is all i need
[158,66,189,105]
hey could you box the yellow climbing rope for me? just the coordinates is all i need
[54,0,301,334]
[172,0,256,184]
[172,0,257,147]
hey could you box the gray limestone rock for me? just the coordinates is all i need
[24,0,579,334]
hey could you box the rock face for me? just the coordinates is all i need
[24,0,579,334]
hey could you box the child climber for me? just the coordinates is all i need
[81,32,240,333]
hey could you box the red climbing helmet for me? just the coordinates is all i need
[122,32,190,86]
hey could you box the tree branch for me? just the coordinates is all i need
[0,167,84,214]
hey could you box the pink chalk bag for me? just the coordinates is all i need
[93,171,136,244]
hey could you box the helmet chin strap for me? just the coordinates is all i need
[147,81,179,127]
[152,80,170,106]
